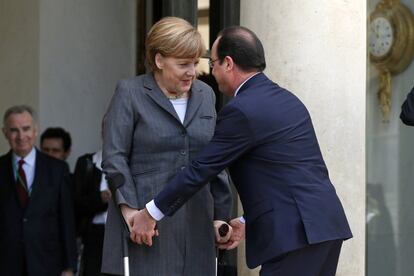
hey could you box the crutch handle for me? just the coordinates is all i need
[218,223,229,237]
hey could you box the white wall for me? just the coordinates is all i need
[0,0,40,153]
[38,0,136,170]
[239,1,366,275]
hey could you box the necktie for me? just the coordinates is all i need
[16,159,29,207]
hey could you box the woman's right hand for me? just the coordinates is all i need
[120,204,139,232]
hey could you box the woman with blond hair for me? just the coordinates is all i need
[101,17,232,276]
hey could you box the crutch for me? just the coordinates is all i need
[122,228,130,276]
[110,195,131,276]
[108,175,131,276]
[216,223,229,276]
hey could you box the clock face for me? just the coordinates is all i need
[369,16,394,57]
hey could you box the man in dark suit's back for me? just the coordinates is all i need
[0,105,77,276]
[121,26,353,276]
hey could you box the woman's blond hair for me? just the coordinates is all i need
[145,17,206,71]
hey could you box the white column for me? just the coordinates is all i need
[238,1,366,275]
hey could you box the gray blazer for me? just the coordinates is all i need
[101,73,232,276]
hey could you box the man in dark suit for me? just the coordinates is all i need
[40,127,72,161]
[0,105,77,276]
[73,150,111,276]
[125,26,352,276]
[400,86,414,125]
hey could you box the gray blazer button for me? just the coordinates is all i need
[180,166,186,170]
[23,218,28,222]
[180,150,186,155]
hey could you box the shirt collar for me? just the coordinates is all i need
[13,147,36,167]
[92,150,103,170]
[234,72,260,97]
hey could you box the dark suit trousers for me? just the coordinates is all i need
[260,239,343,276]
[82,224,111,276]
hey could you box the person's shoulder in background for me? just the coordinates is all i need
[400,86,414,126]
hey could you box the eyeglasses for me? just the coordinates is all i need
[208,58,219,68]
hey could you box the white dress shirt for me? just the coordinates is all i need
[170,98,188,124]
[92,150,109,224]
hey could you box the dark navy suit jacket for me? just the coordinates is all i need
[0,149,77,275]
[155,73,352,268]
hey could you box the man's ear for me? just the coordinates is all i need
[33,124,38,138]
[2,127,7,138]
[155,53,164,70]
[224,56,234,71]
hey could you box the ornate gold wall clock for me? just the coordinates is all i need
[369,0,414,121]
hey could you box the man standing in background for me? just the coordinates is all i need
[0,105,77,276]
[40,127,72,161]
[400,86,414,126]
